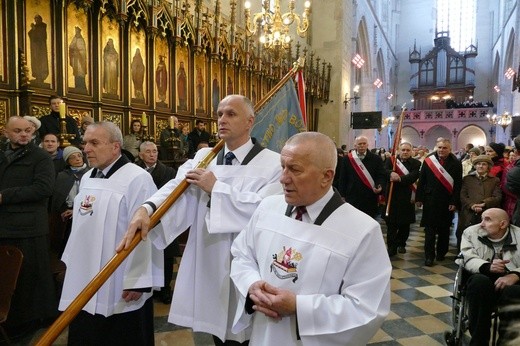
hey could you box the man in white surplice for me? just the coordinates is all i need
[230,132,391,345]
[60,122,163,345]
[119,95,282,345]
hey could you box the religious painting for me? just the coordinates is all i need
[225,64,234,96]
[66,4,89,94]
[100,16,120,99]
[176,45,189,112]
[130,27,147,103]
[239,69,248,98]
[251,74,259,106]
[154,37,169,107]
[25,0,51,88]
[211,60,221,116]
[195,53,206,113]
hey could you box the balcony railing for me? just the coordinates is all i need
[392,107,492,122]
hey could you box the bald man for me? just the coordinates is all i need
[460,208,520,344]
[338,136,386,218]
[230,132,391,345]
[121,95,283,345]
[0,116,57,336]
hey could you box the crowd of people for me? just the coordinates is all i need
[2,93,520,344]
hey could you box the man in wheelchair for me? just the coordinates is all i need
[460,208,520,345]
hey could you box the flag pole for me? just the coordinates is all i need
[385,103,407,217]
[36,57,306,346]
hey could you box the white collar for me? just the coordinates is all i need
[224,138,254,165]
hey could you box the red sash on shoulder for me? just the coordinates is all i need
[391,156,417,201]
[424,155,454,194]
[348,151,375,190]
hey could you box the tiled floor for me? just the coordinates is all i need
[25,213,462,345]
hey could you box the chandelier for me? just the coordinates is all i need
[244,0,311,53]
[487,111,513,132]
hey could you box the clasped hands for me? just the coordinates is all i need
[248,280,296,320]
[490,258,519,291]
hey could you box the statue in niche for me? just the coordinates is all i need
[103,38,119,95]
[212,73,219,114]
[196,66,204,109]
[131,48,145,100]
[177,61,187,110]
[69,26,88,92]
[252,85,257,105]
[155,55,168,103]
[28,14,49,85]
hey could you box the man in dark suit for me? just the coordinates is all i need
[416,138,462,266]
[384,142,421,256]
[137,141,178,304]
[338,135,386,218]
[38,95,81,146]
[0,116,57,338]
[187,119,210,158]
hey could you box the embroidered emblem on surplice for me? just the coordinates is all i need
[270,246,302,283]
[79,195,96,216]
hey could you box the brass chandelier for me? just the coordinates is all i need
[244,0,311,53]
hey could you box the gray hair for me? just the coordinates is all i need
[88,121,123,144]
[285,132,337,170]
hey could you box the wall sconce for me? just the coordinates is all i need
[344,85,360,109]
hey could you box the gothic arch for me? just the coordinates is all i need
[505,27,516,72]
[457,124,487,148]
[424,125,451,149]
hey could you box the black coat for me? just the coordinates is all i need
[338,150,386,217]
[39,111,81,146]
[136,160,176,189]
[416,152,462,228]
[506,159,520,226]
[187,129,210,158]
[51,166,89,212]
[384,156,421,224]
[0,142,55,237]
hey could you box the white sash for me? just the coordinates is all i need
[348,151,376,189]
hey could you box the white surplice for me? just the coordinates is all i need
[148,145,282,342]
[230,195,392,346]
[59,163,164,316]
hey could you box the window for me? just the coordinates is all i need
[436,0,476,52]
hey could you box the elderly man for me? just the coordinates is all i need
[0,116,56,338]
[120,95,282,345]
[59,122,162,345]
[338,135,386,218]
[230,132,391,345]
[416,138,463,266]
[457,155,502,249]
[136,141,177,304]
[460,208,520,345]
[159,115,185,161]
[385,142,421,256]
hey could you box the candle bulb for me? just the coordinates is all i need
[59,102,66,119]
[169,116,175,129]
[141,112,148,127]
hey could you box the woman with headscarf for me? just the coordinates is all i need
[486,142,506,179]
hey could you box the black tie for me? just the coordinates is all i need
[295,206,307,221]
[225,152,236,165]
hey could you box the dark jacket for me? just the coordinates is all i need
[458,173,501,231]
[416,152,463,228]
[384,156,421,224]
[136,160,176,189]
[0,142,55,237]
[39,111,81,146]
[51,165,89,213]
[187,129,210,158]
[506,159,520,226]
[338,150,386,217]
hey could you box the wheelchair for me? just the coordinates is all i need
[444,254,498,346]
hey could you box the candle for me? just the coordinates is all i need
[59,102,66,119]
[169,116,175,129]
[141,112,148,126]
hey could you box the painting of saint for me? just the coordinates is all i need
[131,48,145,100]
[156,55,168,103]
[212,73,220,114]
[103,38,119,95]
[69,26,87,92]
[27,14,49,85]
[227,76,233,95]
[196,66,204,110]
[177,61,187,110]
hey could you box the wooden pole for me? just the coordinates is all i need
[385,103,407,217]
[36,57,306,346]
